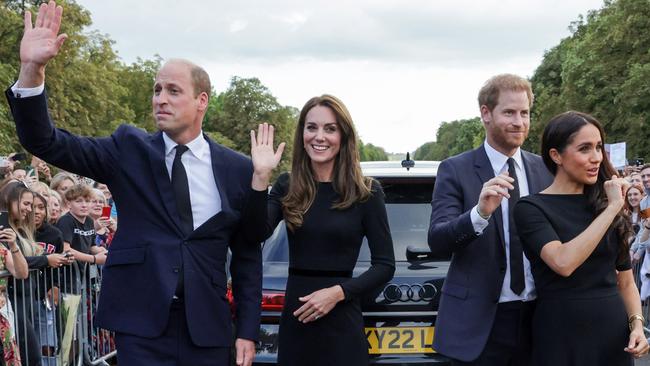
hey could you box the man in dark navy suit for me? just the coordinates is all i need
[428,74,553,365]
[6,2,284,365]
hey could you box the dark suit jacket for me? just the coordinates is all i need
[427,144,552,361]
[6,89,265,347]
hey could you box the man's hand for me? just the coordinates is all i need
[477,173,515,217]
[234,338,255,366]
[18,1,68,87]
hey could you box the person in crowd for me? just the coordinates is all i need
[29,157,52,184]
[47,191,62,225]
[49,173,75,215]
[0,220,29,366]
[257,95,395,365]
[56,184,106,267]
[32,191,69,365]
[640,165,650,196]
[628,172,642,187]
[7,3,274,365]
[428,74,553,365]
[0,181,45,366]
[89,188,116,248]
[625,184,645,235]
[30,181,50,200]
[11,169,27,183]
[514,111,649,364]
[627,184,646,265]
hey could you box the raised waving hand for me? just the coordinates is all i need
[18,1,68,87]
[251,123,285,190]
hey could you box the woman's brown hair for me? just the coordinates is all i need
[282,95,372,231]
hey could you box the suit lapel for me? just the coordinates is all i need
[147,132,185,236]
[474,145,506,250]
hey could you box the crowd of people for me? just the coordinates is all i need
[0,158,117,366]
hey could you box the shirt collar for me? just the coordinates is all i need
[162,131,209,162]
[484,139,524,174]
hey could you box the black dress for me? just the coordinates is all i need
[266,173,395,366]
[514,194,633,366]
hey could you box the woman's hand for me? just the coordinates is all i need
[46,253,69,268]
[625,328,649,358]
[293,285,345,323]
[0,228,17,246]
[250,123,285,191]
[604,175,630,211]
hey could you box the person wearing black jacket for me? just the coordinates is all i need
[33,191,70,363]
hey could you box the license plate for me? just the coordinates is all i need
[365,326,435,354]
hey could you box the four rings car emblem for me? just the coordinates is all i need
[380,283,437,303]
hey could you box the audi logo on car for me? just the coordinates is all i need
[379,283,438,303]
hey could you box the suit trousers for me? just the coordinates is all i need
[115,298,231,366]
[451,300,535,366]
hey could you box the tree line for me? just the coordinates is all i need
[415,0,650,162]
[0,0,387,176]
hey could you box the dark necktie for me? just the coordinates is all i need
[507,158,525,295]
[172,145,193,235]
[172,145,192,298]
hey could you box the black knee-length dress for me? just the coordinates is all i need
[514,194,633,366]
[265,173,395,366]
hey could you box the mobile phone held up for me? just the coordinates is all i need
[0,211,9,230]
[101,206,112,219]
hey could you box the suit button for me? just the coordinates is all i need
[173,268,180,273]
[500,267,506,273]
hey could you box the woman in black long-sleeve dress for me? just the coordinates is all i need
[513,111,649,365]
[253,95,395,365]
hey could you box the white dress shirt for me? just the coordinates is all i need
[163,132,221,230]
[470,141,536,302]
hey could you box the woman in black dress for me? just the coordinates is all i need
[514,111,649,365]
[253,95,395,365]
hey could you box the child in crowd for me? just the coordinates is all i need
[56,185,107,266]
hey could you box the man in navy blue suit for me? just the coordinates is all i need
[6,2,284,365]
[428,74,553,365]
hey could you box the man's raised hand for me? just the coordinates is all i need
[18,1,67,87]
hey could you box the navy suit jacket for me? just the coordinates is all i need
[6,89,264,347]
[427,145,552,361]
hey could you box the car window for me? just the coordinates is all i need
[262,177,435,262]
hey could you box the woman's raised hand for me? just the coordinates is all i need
[251,123,285,191]
[605,175,630,211]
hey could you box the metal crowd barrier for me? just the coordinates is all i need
[0,261,116,366]
[631,252,650,339]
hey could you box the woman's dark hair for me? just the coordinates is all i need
[541,111,633,261]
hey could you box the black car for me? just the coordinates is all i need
[252,160,451,365]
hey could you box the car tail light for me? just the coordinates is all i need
[261,291,285,311]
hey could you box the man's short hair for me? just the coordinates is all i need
[64,184,93,202]
[478,74,534,111]
[640,164,650,173]
[165,59,211,99]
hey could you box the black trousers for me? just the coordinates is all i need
[452,300,535,366]
[115,299,231,366]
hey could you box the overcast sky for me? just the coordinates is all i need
[76,0,605,154]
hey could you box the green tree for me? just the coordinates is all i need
[209,77,297,175]
[359,141,388,161]
[413,117,483,160]
[530,0,650,160]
